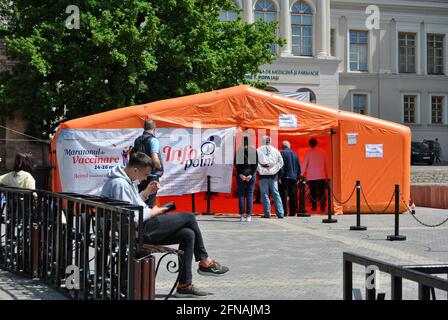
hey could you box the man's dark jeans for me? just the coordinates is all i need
[143,212,209,285]
[279,178,298,216]
[236,175,256,216]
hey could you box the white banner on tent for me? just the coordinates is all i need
[56,128,142,195]
[157,127,236,196]
[56,127,236,196]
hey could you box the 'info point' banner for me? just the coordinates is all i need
[56,127,236,196]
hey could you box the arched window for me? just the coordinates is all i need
[220,0,239,21]
[291,1,313,56]
[265,86,279,92]
[297,88,316,103]
[254,0,278,53]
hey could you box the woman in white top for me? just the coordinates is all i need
[0,153,36,190]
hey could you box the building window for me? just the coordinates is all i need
[399,33,416,73]
[349,30,368,71]
[427,34,444,75]
[297,88,316,103]
[431,96,444,124]
[330,28,335,57]
[265,86,279,92]
[220,0,239,21]
[255,0,278,54]
[353,94,367,115]
[291,1,313,56]
[403,95,417,123]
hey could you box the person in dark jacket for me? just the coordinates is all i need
[279,141,301,216]
[235,135,258,222]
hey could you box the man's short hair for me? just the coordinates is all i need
[128,150,154,168]
[263,136,271,145]
[144,119,156,131]
[282,141,290,149]
[309,138,318,148]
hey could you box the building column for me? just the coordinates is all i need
[419,21,427,75]
[339,16,348,72]
[316,0,330,57]
[243,0,254,23]
[390,19,398,74]
[280,0,291,56]
[325,0,331,56]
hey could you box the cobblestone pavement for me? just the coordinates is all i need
[0,271,66,300]
[155,207,448,300]
[1,207,447,300]
[411,163,448,184]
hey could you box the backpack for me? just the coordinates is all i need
[134,133,164,178]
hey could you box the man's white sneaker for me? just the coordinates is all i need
[240,215,245,222]
[246,216,252,222]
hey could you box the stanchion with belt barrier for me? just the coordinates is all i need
[387,184,406,241]
[322,180,337,223]
[203,175,214,215]
[350,181,367,231]
[297,178,310,217]
[191,193,197,214]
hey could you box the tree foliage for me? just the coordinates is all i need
[0,0,283,138]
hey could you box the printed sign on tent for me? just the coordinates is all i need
[56,128,142,195]
[157,127,236,196]
[56,127,236,196]
[279,114,297,128]
[365,144,384,158]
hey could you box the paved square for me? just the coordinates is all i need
[155,207,448,300]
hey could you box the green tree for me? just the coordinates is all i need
[0,0,283,138]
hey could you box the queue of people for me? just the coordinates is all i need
[234,134,328,221]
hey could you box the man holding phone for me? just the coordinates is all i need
[101,151,229,298]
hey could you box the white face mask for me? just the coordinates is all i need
[133,179,140,186]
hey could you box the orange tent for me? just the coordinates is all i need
[50,85,411,214]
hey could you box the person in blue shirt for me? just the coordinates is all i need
[279,141,301,217]
[134,119,164,206]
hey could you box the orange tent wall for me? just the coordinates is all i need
[50,85,410,214]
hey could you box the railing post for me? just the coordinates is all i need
[297,179,310,217]
[350,181,367,231]
[343,256,353,300]
[418,284,431,300]
[387,185,406,241]
[391,275,403,300]
[322,180,337,223]
[366,268,377,300]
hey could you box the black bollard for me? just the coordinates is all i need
[203,175,213,215]
[192,193,197,214]
[350,181,367,231]
[387,185,406,241]
[322,180,337,223]
[297,178,310,217]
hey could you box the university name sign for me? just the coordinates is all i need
[246,68,320,84]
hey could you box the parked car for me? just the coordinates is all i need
[411,141,434,165]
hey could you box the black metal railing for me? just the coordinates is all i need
[343,252,448,300]
[0,186,181,300]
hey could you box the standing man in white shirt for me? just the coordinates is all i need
[257,136,285,219]
[302,138,328,212]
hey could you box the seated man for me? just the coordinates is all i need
[101,150,229,298]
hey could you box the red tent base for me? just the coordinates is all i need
[158,193,331,216]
